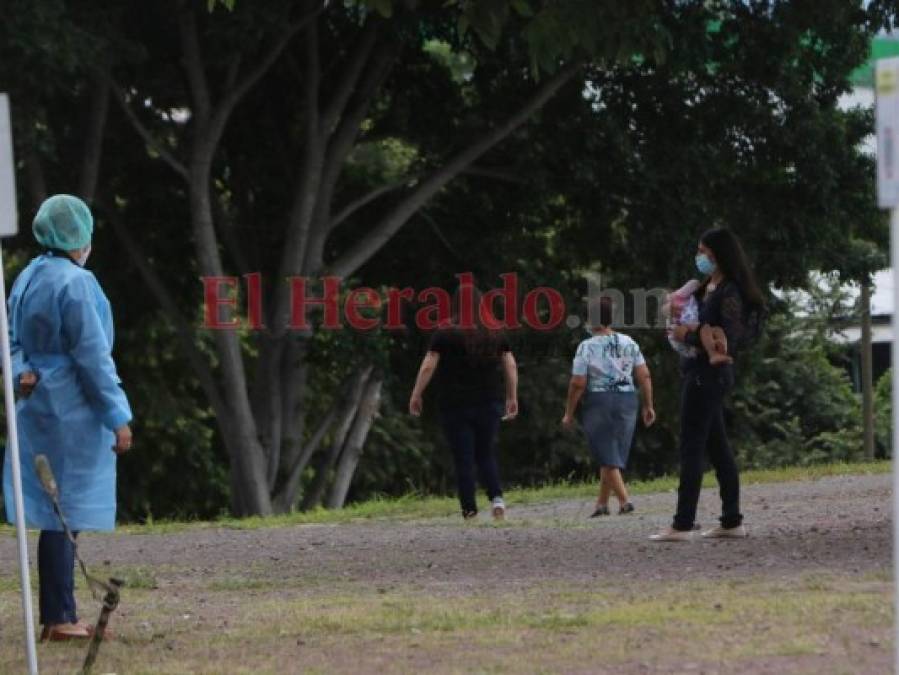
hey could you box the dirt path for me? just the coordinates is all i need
[81,473,892,588]
[0,474,892,674]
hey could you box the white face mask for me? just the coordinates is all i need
[74,245,91,267]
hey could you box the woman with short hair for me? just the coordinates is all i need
[563,297,655,517]
[409,287,518,520]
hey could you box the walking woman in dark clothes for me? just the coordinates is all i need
[650,228,765,542]
[409,288,518,520]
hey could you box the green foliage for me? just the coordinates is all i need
[423,39,476,84]
[207,0,236,12]
[114,317,230,522]
[352,389,439,499]
[345,137,418,184]
[874,368,892,458]
[366,0,398,19]
[731,295,864,469]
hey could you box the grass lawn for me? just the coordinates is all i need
[0,460,892,674]
[2,571,889,674]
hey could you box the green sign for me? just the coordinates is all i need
[850,36,899,89]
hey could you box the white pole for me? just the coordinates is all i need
[0,242,38,675]
[892,207,899,675]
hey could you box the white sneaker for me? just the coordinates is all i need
[491,498,506,520]
[648,528,693,542]
[701,524,747,539]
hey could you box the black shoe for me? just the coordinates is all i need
[462,510,478,520]
[589,505,610,518]
[619,502,635,515]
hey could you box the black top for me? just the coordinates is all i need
[428,329,511,409]
[682,279,748,379]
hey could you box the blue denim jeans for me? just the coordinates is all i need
[439,400,504,515]
[38,530,78,625]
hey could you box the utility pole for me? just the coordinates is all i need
[0,93,38,674]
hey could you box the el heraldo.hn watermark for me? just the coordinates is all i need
[201,272,671,332]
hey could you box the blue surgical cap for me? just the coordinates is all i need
[32,194,93,251]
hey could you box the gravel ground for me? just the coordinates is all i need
[55,473,891,589]
[0,473,892,674]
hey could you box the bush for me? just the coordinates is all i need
[875,368,892,458]
[730,306,863,469]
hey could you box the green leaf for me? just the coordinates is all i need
[367,0,393,18]
[511,0,534,18]
[466,0,510,51]
[206,0,235,11]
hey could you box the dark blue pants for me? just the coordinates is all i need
[38,530,78,625]
[440,401,504,515]
[673,369,743,531]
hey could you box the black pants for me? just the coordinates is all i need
[38,530,78,625]
[440,400,504,515]
[673,369,742,531]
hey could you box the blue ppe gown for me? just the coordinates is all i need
[3,253,132,531]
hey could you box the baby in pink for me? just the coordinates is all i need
[666,279,732,365]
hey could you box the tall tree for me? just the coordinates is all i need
[101,0,672,515]
[3,0,894,517]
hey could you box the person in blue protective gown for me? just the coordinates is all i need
[2,195,133,642]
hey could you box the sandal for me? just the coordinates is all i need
[589,505,610,518]
[40,622,92,642]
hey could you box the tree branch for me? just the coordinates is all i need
[110,80,189,180]
[277,336,309,470]
[211,194,252,276]
[297,40,399,276]
[220,8,320,115]
[300,366,372,510]
[325,371,382,509]
[327,176,413,232]
[320,18,380,135]
[277,403,335,509]
[327,62,581,278]
[79,62,112,202]
[419,209,468,267]
[99,201,227,418]
[267,21,327,337]
[223,54,242,94]
[178,2,211,123]
[461,165,529,185]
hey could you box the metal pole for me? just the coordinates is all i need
[0,243,38,674]
[891,207,899,675]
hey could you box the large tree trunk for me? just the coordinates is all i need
[108,5,581,517]
[325,371,383,509]
[300,366,374,510]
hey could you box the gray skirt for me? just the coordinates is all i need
[581,391,639,469]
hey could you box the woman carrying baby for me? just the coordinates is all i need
[651,227,765,542]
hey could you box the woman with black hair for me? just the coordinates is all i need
[408,287,518,520]
[650,227,765,542]
[562,297,655,517]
